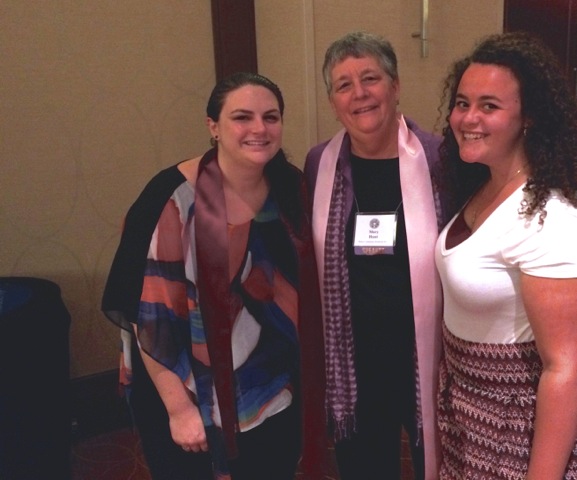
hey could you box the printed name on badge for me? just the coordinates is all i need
[353,212,397,255]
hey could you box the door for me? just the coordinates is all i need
[504,0,577,94]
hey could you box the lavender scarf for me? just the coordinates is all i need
[323,157,358,439]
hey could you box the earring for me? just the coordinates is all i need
[523,126,528,137]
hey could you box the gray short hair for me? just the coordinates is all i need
[322,31,398,95]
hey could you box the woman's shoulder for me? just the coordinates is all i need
[405,116,442,155]
[500,187,577,232]
[500,189,577,270]
[137,163,187,198]
[542,190,577,225]
[177,156,202,184]
[123,162,191,228]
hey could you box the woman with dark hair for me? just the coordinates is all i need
[435,32,577,479]
[102,72,326,480]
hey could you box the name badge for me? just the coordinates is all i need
[353,212,397,255]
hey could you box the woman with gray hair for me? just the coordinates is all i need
[305,31,449,479]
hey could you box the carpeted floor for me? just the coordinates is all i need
[71,427,415,480]
[71,427,151,480]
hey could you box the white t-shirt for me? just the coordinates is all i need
[435,184,577,343]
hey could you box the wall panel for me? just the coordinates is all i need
[0,1,214,378]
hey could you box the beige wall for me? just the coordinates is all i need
[1,2,215,378]
[1,1,502,379]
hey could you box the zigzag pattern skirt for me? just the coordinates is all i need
[438,323,577,479]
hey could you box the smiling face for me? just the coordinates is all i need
[450,63,527,172]
[207,84,283,170]
[329,55,400,148]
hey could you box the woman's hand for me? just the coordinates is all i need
[136,335,209,454]
[168,402,208,453]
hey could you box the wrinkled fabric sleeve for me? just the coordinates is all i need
[101,165,187,329]
[502,194,577,278]
[101,166,195,387]
[136,193,196,386]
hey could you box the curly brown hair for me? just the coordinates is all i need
[437,31,577,223]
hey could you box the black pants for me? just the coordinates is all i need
[334,371,424,479]
[129,347,212,480]
[130,348,301,480]
[334,418,424,480]
[228,404,301,480]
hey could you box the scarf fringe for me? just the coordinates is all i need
[330,412,357,441]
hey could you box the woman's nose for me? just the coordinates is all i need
[463,107,479,124]
[251,117,267,132]
[352,80,367,99]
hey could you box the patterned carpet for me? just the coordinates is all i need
[71,428,151,480]
[71,427,414,480]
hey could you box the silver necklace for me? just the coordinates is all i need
[470,168,523,230]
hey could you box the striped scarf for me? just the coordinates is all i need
[323,159,358,440]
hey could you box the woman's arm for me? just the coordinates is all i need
[522,274,577,479]
[137,338,208,453]
[131,189,208,453]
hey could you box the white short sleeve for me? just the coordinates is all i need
[502,193,577,279]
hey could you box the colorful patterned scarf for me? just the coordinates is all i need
[195,149,328,477]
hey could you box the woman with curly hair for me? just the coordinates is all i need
[435,32,577,479]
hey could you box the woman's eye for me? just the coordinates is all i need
[265,115,281,123]
[335,82,351,92]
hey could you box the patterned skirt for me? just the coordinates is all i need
[438,323,577,479]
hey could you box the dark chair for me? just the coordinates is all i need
[0,277,71,480]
